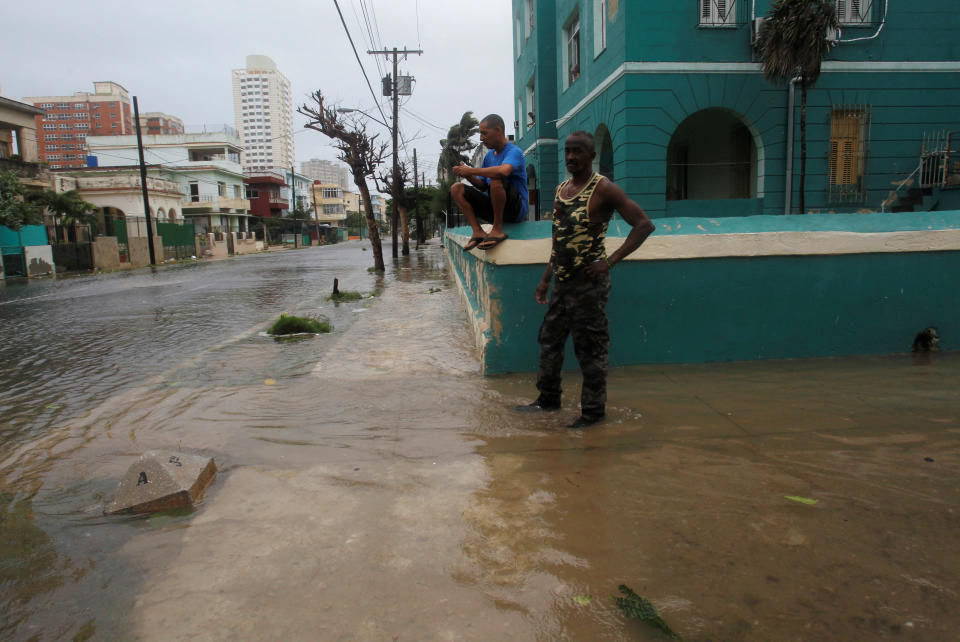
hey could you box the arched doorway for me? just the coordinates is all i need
[666,108,758,201]
[593,124,614,181]
[527,165,539,220]
[168,208,177,221]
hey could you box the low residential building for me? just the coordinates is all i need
[244,169,289,218]
[370,193,386,221]
[310,181,347,225]
[23,81,133,169]
[0,95,42,163]
[85,131,252,235]
[139,112,185,135]
[53,168,185,224]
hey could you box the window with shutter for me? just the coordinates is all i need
[829,106,870,202]
[837,0,872,25]
[699,0,737,26]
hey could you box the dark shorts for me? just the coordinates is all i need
[462,179,524,224]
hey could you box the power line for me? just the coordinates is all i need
[332,0,392,129]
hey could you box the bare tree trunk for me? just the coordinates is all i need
[399,204,410,256]
[799,80,807,215]
[355,178,385,271]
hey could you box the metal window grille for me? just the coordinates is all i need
[837,0,873,25]
[919,130,954,189]
[828,105,871,203]
[700,0,737,26]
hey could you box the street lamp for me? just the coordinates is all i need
[336,107,389,129]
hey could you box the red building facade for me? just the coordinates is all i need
[243,170,289,218]
[24,82,133,169]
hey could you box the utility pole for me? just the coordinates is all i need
[368,46,422,258]
[413,148,423,247]
[132,96,156,265]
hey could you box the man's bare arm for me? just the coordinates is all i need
[453,162,514,181]
[584,180,655,277]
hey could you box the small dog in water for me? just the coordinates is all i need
[912,327,940,352]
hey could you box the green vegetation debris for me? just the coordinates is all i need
[613,585,680,639]
[573,595,591,605]
[268,314,332,336]
[328,290,364,302]
[428,287,442,293]
[785,495,818,505]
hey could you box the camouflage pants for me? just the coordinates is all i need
[536,272,611,418]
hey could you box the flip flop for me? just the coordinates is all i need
[478,234,508,250]
[464,236,485,251]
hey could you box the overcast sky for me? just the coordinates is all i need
[2,0,514,184]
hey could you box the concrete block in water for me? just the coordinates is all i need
[104,451,216,515]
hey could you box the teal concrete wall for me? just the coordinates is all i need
[447,210,960,374]
[0,225,47,255]
[516,0,960,220]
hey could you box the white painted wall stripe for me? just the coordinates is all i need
[448,229,960,263]
[523,138,559,156]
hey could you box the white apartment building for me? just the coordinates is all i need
[301,158,350,189]
[231,55,294,172]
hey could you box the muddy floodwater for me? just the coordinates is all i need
[1,241,959,641]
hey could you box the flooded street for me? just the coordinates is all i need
[2,242,959,641]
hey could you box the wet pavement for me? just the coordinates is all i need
[1,241,958,640]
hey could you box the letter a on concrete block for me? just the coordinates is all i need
[104,451,217,515]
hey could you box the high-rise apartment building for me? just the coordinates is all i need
[231,55,294,172]
[139,112,185,135]
[301,158,350,188]
[24,81,133,169]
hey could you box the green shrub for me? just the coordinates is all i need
[328,290,364,302]
[268,314,332,336]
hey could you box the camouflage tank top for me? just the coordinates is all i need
[551,172,607,282]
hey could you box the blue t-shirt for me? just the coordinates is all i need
[482,142,529,221]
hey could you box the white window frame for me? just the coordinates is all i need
[562,9,581,90]
[517,97,524,136]
[594,0,607,56]
[526,76,536,129]
[699,0,737,27]
[836,0,872,25]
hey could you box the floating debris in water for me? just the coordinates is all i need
[264,379,276,386]
[573,595,591,605]
[612,585,679,639]
[785,495,818,505]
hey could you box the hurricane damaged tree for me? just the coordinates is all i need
[375,162,411,256]
[758,0,838,214]
[298,90,388,271]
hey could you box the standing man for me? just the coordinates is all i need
[450,114,528,250]
[518,131,655,428]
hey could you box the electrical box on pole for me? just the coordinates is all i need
[382,75,392,97]
[396,76,414,96]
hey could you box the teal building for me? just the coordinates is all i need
[513,0,960,218]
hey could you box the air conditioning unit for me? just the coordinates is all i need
[751,17,767,48]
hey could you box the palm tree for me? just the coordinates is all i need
[437,112,479,182]
[758,0,838,213]
[38,189,98,241]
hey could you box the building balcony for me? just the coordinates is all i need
[181,195,250,212]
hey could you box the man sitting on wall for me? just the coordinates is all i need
[450,114,528,250]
